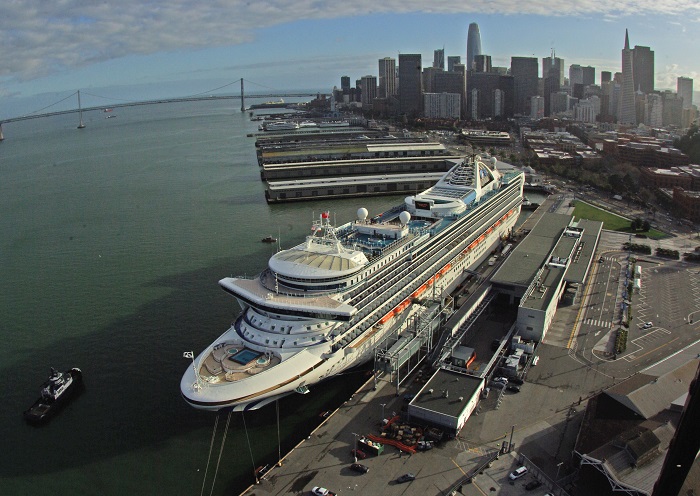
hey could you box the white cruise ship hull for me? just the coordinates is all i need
[181,156,524,411]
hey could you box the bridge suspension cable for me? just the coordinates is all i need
[21,91,79,117]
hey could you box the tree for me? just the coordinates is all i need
[674,125,700,164]
[643,220,651,231]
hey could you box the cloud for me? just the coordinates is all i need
[2,0,700,84]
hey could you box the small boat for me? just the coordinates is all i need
[103,108,113,113]
[105,115,117,119]
[261,235,277,243]
[24,367,83,424]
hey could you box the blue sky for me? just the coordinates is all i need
[1,1,699,117]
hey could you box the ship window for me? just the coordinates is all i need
[271,325,275,330]
[307,326,311,331]
[265,339,270,344]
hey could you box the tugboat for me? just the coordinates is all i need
[261,235,277,243]
[24,367,83,424]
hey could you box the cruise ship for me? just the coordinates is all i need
[181,155,524,411]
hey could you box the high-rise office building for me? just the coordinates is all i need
[360,75,377,109]
[466,23,482,70]
[677,77,693,110]
[341,76,351,94]
[619,30,637,125]
[632,45,654,94]
[424,92,461,119]
[398,54,423,117]
[511,57,539,116]
[582,66,595,86]
[474,55,492,73]
[662,91,683,127]
[569,65,584,86]
[645,93,663,127]
[433,48,445,70]
[530,96,544,120]
[601,71,612,84]
[422,67,443,94]
[447,56,461,72]
[467,71,514,119]
[543,53,563,116]
[378,57,397,99]
[542,54,564,84]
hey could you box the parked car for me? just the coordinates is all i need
[351,449,367,460]
[416,440,433,451]
[396,473,416,483]
[642,322,653,329]
[493,376,508,384]
[311,487,335,496]
[507,385,521,393]
[525,480,542,490]
[350,463,369,474]
[509,466,528,480]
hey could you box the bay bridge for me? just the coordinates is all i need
[0,78,325,140]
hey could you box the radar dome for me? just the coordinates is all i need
[399,211,411,225]
[475,154,482,162]
[357,207,368,221]
[490,157,498,166]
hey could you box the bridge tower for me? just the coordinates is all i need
[240,79,245,112]
[0,123,4,141]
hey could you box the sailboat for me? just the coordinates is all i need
[77,90,86,129]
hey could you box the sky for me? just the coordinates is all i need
[1,1,700,118]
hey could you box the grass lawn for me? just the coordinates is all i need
[571,201,666,239]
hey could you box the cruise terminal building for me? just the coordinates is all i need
[405,212,602,435]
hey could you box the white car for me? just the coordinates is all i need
[311,487,332,496]
[508,466,528,480]
[642,322,653,329]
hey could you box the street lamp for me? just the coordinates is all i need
[556,461,563,481]
[380,403,387,422]
[352,432,360,462]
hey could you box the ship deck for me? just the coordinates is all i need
[199,341,282,384]
[235,276,349,309]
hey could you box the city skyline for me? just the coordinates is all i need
[1,4,699,117]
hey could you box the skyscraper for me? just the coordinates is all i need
[473,55,492,73]
[447,56,461,72]
[398,54,423,117]
[619,30,637,125]
[542,54,564,84]
[511,57,539,116]
[466,23,482,70]
[378,57,397,99]
[360,75,377,109]
[632,45,654,94]
[433,48,445,70]
[340,76,351,94]
[677,77,693,110]
[543,52,563,116]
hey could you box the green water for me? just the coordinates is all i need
[0,101,398,495]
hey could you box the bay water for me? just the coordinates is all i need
[0,100,399,495]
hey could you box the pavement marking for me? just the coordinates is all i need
[622,337,679,362]
[451,458,467,476]
[472,479,489,496]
